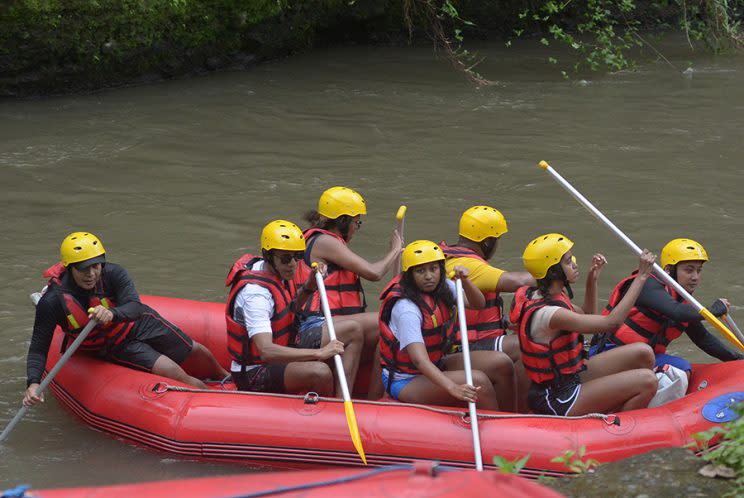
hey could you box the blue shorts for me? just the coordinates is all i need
[299,315,325,334]
[588,343,692,372]
[381,369,417,400]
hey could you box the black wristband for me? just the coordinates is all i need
[709,299,727,317]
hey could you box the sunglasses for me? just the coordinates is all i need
[276,251,305,265]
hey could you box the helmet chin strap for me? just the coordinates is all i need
[556,265,574,299]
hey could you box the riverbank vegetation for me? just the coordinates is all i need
[1,1,743,95]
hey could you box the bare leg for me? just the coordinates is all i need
[186,341,229,379]
[569,369,658,415]
[334,312,383,399]
[501,335,530,413]
[445,351,516,412]
[152,355,207,389]
[283,362,334,396]
[581,342,655,382]
[398,369,499,410]
[321,320,363,398]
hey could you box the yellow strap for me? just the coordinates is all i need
[67,314,80,330]
[431,314,438,327]
[100,298,111,309]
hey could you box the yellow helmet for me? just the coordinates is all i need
[660,238,708,268]
[402,240,445,272]
[318,186,367,219]
[522,233,574,279]
[459,206,508,242]
[261,220,306,252]
[60,232,106,267]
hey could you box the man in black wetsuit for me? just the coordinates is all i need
[589,238,743,371]
[23,231,227,406]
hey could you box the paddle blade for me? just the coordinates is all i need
[700,308,744,351]
[343,400,367,465]
[396,205,407,221]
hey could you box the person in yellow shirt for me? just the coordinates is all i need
[440,206,535,411]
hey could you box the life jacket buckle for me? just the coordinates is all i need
[303,392,320,404]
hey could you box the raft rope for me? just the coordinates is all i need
[224,463,458,498]
[156,383,619,425]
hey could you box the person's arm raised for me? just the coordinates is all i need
[550,250,656,335]
[450,266,485,310]
[582,254,607,314]
[310,230,402,282]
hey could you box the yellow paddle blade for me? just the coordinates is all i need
[344,400,367,465]
[396,205,407,221]
[700,308,744,351]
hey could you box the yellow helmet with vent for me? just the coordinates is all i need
[402,240,445,272]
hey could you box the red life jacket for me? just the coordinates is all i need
[378,276,457,383]
[224,254,299,369]
[439,242,507,342]
[43,263,135,352]
[602,272,687,354]
[302,228,366,316]
[509,286,585,384]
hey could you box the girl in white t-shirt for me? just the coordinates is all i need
[378,240,517,410]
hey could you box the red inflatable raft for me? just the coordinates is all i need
[16,463,565,498]
[40,295,743,478]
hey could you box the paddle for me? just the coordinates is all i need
[394,206,407,275]
[723,313,744,346]
[312,263,367,465]
[452,273,484,471]
[539,160,744,352]
[0,317,99,443]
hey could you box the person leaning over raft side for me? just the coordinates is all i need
[439,206,535,412]
[511,234,659,416]
[379,240,517,411]
[589,238,743,373]
[24,232,227,406]
[225,220,363,397]
[302,186,403,399]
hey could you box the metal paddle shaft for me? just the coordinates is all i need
[313,268,367,465]
[539,160,744,352]
[724,314,744,346]
[454,278,484,471]
[394,206,407,275]
[0,319,98,443]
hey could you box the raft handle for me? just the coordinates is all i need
[304,392,320,405]
[605,414,621,426]
[151,383,168,394]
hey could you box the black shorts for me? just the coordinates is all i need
[232,364,287,393]
[103,310,194,372]
[528,373,583,416]
[296,324,324,349]
[451,335,505,354]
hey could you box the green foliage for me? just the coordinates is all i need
[551,445,601,473]
[493,453,531,474]
[402,0,492,86]
[0,0,380,94]
[510,0,744,75]
[691,402,744,497]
